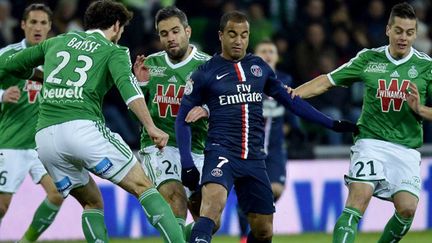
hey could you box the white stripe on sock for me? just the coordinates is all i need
[84,217,97,240]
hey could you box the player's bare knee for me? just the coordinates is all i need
[160,183,188,217]
[396,202,417,218]
[46,191,64,206]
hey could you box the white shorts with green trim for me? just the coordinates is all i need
[35,119,137,197]
[138,145,204,192]
[0,149,47,193]
[345,138,421,200]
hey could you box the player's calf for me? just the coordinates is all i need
[248,213,273,242]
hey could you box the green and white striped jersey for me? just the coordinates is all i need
[141,46,210,153]
[329,46,432,148]
[2,30,143,131]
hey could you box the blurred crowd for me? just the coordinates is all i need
[1,0,432,157]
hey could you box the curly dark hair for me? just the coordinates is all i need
[83,0,133,30]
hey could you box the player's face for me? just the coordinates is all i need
[386,16,417,59]
[21,10,51,45]
[219,20,249,61]
[254,43,278,70]
[158,17,191,62]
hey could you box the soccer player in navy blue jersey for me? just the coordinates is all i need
[175,11,357,243]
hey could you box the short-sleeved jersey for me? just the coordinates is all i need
[329,46,432,148]
[181,54,287,160]
[0,40,42,148]
[3,30,143,131]
[141,46,210,154]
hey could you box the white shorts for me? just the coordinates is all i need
[35,120,137,197]
[346,138,421,200]
[139,146,204,191]
[0,149,47,193]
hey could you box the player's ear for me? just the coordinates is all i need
[21,20,26,31]
[186,25,191,39]
[385,24,390,37]
[218,30,223,41]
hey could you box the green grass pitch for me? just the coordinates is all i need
[2,230,431,243]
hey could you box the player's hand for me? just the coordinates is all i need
[181,166,200,191]
[2,86,20,103]
[147,126,169,149]
[406,82,420,114]
[133,54,149,82]
[332,120,359,134]
[185,106,208,123]
[287,86,298,99]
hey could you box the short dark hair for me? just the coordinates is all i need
[388,2,417,26]
[84,0,133,30]
[155,6,188,30]
[219,11,248,32]
[22,3,53,22]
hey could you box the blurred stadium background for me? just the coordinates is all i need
[1,0,432,242]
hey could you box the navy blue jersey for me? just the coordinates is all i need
[182,54,289,160]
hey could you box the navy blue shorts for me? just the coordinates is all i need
[265,151,287,185]
[201,148,275,215]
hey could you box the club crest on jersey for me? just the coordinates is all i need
[184,79,194,95]
[250,65,262,77]
[23,80,42,103]
[211,168,223,177]
[408,66,418,78]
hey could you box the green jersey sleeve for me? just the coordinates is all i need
[329,49,369,86]
[108,46,143,104]
[3,43,45,80]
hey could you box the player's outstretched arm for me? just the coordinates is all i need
[128,97,169,148]
[407,82,432,120]
[272,86,358,133]
[291,74,333,99]
[2,44,44,80]
[175,103,200,191]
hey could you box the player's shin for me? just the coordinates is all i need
[333,207,362,243]
[378,212,413,243]
[138,188,185,243]
[22,198,60,242]
[81,209,109,243]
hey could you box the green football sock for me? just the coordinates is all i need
[184,222,195,242]
[139,188,185,243]
[82,209,109,243]
[333,207,362,243]
[22,198,60,242]
[378,211,413,243]
[176,217,186,239]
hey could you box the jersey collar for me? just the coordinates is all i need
[164,44,197,69]
[86,29,107,39]
[385,45,414,66]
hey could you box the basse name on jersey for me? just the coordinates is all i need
[67,37,101,53]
